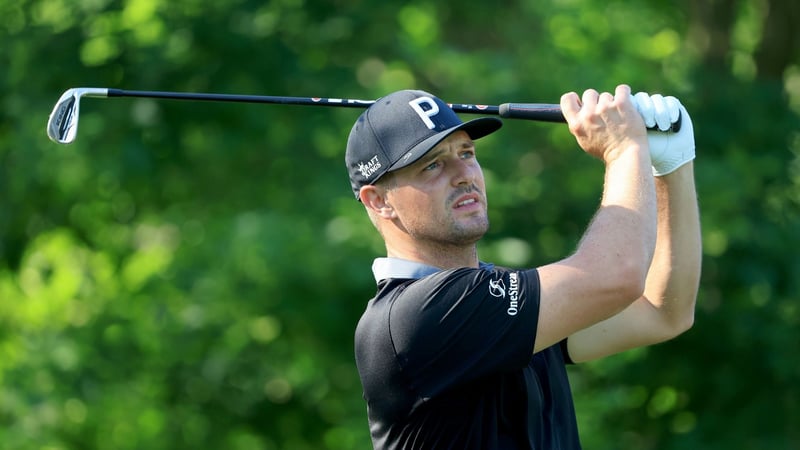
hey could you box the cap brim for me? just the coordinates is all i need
[387,117,502,173]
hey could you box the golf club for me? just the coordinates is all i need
[46,87,679,144]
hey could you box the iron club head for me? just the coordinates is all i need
[47,88,108,144]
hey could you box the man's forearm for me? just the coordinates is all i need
[596,146,657,272]
[643,162,702,331]
[571,145,658,301]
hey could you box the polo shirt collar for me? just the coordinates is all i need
[372,257,495,283]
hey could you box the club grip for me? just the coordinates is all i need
[499,103,564,122]
[499,102,682,132]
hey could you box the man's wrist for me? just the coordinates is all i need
[654,160,694,180]
[603,141,651,168]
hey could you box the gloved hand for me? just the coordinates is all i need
[632,92,695,176]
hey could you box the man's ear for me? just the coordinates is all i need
[360,185,396,219]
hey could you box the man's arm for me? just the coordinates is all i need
[565,162,702,362]
[532,85,658,354]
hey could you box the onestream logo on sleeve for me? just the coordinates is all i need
[488,273,520,316]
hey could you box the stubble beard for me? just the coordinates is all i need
[446,184,490,245]
[447,215,490,246]
[405,213,489,250]
[410,193,490,248]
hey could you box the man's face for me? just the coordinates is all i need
[382,130,489,246]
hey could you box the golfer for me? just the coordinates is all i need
[346,85,701,449]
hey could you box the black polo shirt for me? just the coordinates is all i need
[354,258,582,449]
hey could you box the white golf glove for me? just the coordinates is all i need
[632,92,695,176]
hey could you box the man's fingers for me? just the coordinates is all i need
[614,84,633,103]
[560,91,582,124]
[598,91,614,107]
[634,92,656,128]
[633,92,683,131]
[665,96,681,123]
[580,89,600,114]
[651,94,673,131]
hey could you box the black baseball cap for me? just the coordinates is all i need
[345,89,502,200]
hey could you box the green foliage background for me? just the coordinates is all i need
[1,0,798,449]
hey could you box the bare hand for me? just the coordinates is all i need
[560,85,648,164]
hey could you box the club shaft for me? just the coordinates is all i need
[47,87,680,145]
[105,89,678,129]
[105,88,566,122]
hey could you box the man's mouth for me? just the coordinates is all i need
[453,193,481,209]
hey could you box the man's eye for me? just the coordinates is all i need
[424,161,439,171]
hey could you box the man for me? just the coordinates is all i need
[345,86,701,449]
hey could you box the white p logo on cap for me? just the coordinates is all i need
[408,96,440,130]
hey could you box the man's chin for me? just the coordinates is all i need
[451,219,489,244]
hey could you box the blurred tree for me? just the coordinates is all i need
[0,0,797,449]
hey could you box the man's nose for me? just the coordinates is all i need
[450,157,476,186]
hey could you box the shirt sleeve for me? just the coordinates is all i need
[387,266,541,398]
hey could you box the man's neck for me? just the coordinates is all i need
[385,240,479,269]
